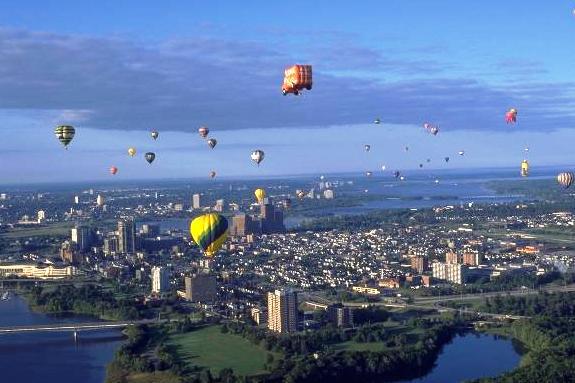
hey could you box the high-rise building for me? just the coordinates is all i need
[260,200,285,234]
[74,195,80,205]
[103,234,118,256]
[60,241,81,264]
[71,225,93,252]
[152,266,170,294]
[432,262,468,284]
[231,213,252,237]
[192,194,201,210]
[445,251,459,264]
[185,273,218,303]
[118,219,136,254]
[327,304,354,328]
[267,289,298,334]
[214,199,225,212]
[410,256,428,274]
[323,189,335,199]
[37,210,46,223]
[462,252,482,266]
[141,224,160,237]
[96,194,105,207]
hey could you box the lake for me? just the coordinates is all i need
[397,332,522,383]
[0,294,124,383]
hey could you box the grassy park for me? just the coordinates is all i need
[168,325,274,377]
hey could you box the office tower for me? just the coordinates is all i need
[214,199,225,212]
[141,224,160,237]
[327,304,354,328]
[103,235,118,256]
[267,289,298,334]
[231,213,249,236]
[323,189,335,199]
[71,225,92,252]
[118,219,136,254]
[37,210,46,223]
[0,193,7,200]
[192,193,201,209]
[410,256,428,274]
[260,200,285,234]
[152,266,170,294]
[96,194,105,207]
[185,274,218,303]
[445,251,459,264]
[74,195,80,205]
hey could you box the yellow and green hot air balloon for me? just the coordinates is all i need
[54,125,76,149]
[254,188,266,203]
[190,213,228,257]
[128,147,137,157]
[521,160,529,177]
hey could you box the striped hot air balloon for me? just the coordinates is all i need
[54,125,76,149]
[557,172,575,189]
[190,213,228,257]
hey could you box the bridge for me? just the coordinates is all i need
[0,319,161,335]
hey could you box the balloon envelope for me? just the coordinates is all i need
[190,213,229,257]
[198,126,209,138]
[128,147,136,157]
[207,138,217,149]
[254,188,266,203]
[145,152,156,164]
[54,125,75,148]
[151,131,159,140]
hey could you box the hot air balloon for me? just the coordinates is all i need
[458,150,465,156]
[190,213,228,257]
[505,108,517,124]
[434,179,440,184]
[54,125,75,149]
[424,123,439,135]
[445,157,450,163]
[151,130,159,140]
[381,165,386,171]
[364,144,371,152]
[399,176,406,181]
[207,138,217,149]
[282,64,312,96]
[209,171,216,179]
[128,147,136,157]
[320,175,325,181]
[394,171,401,179]
[251,150,265,166]
[426,158,431,163]
[198,126,209,138]
[419,164,423,168]
[254,188,266,203]
[520,160,529,177]
[405,146,409,152]
[110,166,118,175]
[557,172,574,188]
[296,190,307,199]
[365,171,373,177]
[145,152,156,164]
[374,118,381,124]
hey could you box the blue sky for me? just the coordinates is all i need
[1,1,575,183]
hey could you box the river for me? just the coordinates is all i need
[0,294,124,383]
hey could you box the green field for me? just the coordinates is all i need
[0,222,74,239]
[168,325,273,376]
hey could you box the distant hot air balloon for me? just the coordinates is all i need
[364,144,371,152]
[110,166,118,175]
[521,160,529,177]
[151,130,159,140]
[557,172,575,188]
[405,146,409,152]
[254,188,266,203]
[54,125,75,149]
[251,150,265,166]
[365,171,373,177]
[282,64,312,96]
[445,157,450,163]
[128,147,136,157]
[419,164,424,168]
[505,108,517,124]
[198,126,209,138]
[394,171,401,179]
[400,176,406,181]
[145,152,156,164]
[381,165,386,171]
[434,179,440,184]
[207,138,217,149]
[424,123,439,135]
[209,171,217,179]
[320,175,325,181]
[296,190,307,199]
[458,150,465,156]
[190,213,228,257]
[374,118,381,124]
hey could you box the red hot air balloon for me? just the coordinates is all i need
[505,108,517,124]
[110,166,118,175]
[282,65,312,96]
